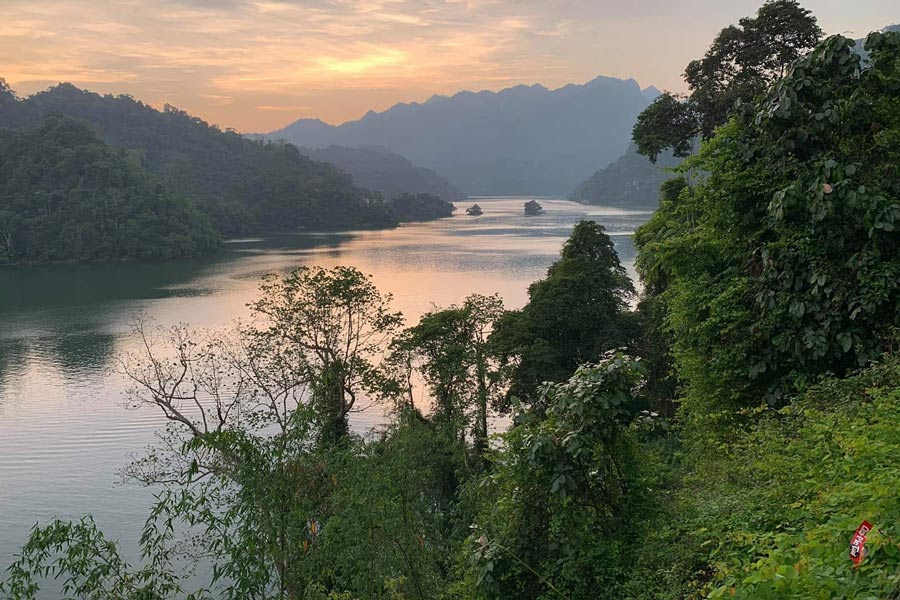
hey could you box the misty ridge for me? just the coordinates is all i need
[288,145,467,203]
[270,75,661,197]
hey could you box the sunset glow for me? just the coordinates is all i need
[1,0,896,131]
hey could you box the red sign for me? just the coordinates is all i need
[849,520,873,566]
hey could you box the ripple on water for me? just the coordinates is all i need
[0,198,652,592]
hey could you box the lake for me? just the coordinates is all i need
[0,197,651,578]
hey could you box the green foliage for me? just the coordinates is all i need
[306,415,465,599]
[386,193,455,222]
[391,294,505,460]
[636,32,900,411]
[461,352,644,599]
[0,514,200,600]
[250,266,405,445]
[491,221,636,404]
[614,355,900,599]
[686,0,822,137]
[632,94,699,163]
[0,116,220,263]
[633,0,822,160]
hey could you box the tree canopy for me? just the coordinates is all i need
[0,83,457,264]
[0,116,220,263]
[490,220,635,404]
[633,0,822,161]
[636,31,900,411]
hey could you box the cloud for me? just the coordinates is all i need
[0,0,895,131]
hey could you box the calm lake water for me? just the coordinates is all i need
[0,197,651,579]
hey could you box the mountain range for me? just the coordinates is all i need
[271,76,660,197]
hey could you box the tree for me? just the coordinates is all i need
[251,266,404,445]
[491,221,635,404]
[633,0,822,160]
[393,294,505,462]
[0,78,14,105]
[634,31,900,411]
[464,352,645,599]
[632,93,700,163]
[386,192,455,221]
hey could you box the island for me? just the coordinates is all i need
[524,199,544,216]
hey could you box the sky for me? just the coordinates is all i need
[1,0,896,132]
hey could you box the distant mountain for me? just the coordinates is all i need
[0,83,452,246]
[300,145,466,202]
[570,146,681,209]
[270,76,660,196]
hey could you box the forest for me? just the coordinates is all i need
[0,82,453,264]
[2,2,900,599]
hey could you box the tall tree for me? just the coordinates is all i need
[634,32,900,411]
[392,294,505,462]
[633,0,822,161]
[251,266,404,445]
[491,221,635,404]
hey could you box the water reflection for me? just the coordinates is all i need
[0,198,652,583]
[0,337,27,406]
[49,332,118,379]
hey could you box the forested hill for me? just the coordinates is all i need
[270,76,659,196]
[0,116,220,263]
[0,83,451,244]
[570,145,681,208]
[300,145,466,203]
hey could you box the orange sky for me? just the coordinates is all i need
[1,0,895,132]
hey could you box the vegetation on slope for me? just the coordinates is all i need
[0,83,398,236]
[569,146,680,208]
[0,116,220,263]
[0,82,456,264]
[3,7,900,600]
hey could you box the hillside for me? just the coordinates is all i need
[270,76,659,196]
[0,116,220,263]
[0,83,449,238]
[301,145,466,202]
[570,145,681,208]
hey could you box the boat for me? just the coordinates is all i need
[465,203,483,216]
[524,199,544,216]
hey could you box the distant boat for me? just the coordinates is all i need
[466,203,483,216]
[524,199,544,216]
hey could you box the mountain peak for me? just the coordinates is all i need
[270,74,658,196]
[641,85,662,100]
